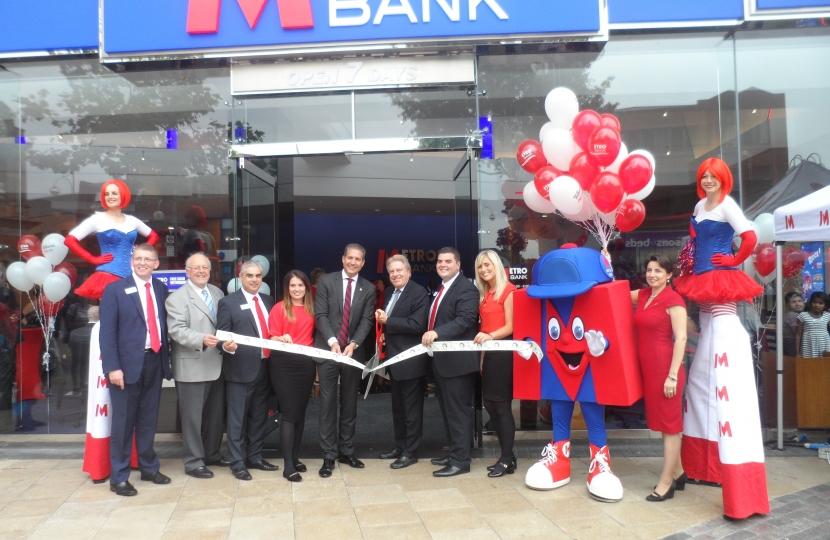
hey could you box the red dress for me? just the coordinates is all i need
[633,287,686,434]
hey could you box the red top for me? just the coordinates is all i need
[479,283,517,334]
[268,302,315,346]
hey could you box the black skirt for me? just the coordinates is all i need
[482,338,514,402]
[269,350,316,423]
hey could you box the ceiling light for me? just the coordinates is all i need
[141,151,145,161]
[663,112,668,117]
[309,208,315,211]
[374,209,380,212]
[666,150,671,155]
[752,109,757,113]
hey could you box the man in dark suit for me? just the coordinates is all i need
[422,247,480,477]
[166,253,235,479]
[314,243,376,478]
[100,244,172,496]
[375,254,429,469]
[216,259,279,481]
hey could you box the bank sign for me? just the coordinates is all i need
[101,0,606,59]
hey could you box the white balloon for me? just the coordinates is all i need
[605,142,629,174]
[542,128,579,171]
[759,272,776,285]
[7,261,34,292]
[259,283,271,296]
[251,255,270,277]
[522,182,556,214]
[599,208,619,226]
[41,233,69,266]
[754,213,775,245]
[227,278,240,294]
[628,175,656,201]
[539,122,556,143]
[629,149,656,170]
[545,87,580,129]
[43,272,71,302]
[25,256,53,286]
[561,192,595,222]
[548,176,584,216]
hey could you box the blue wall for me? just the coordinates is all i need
[0,0,98,54]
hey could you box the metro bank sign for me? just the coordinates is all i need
[101,0,605,59]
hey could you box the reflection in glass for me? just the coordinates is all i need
[238,93,352,143]
[355,89,476,139]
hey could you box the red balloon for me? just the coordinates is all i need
[588,126,622,167]
[590,172,625,214]
[516,140,548,174]
[18,235,42,261]
[533,166,562,200]
[568,152,600,191]
[601,113,621,132]
[616,199,646,232]
[783,247,807,279]
[618,154,654,194]
[54,262,78,287]
[754,244,776,277]
[571,110,602,153]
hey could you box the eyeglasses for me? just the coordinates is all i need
[133,257,158,263]
[186,266,210,271]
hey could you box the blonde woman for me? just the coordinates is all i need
[474,250,517,477]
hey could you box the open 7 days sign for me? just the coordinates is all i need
[101,0,605,59]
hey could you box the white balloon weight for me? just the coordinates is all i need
[628,175,655,201]
[523,182,556,214]
[605,142,629,174]
[251,255,270,277]
[43,272,71,302]
[561,192,595,222]
[41,233,69,266]
[539,122,556,143]
[754,213,775,245]
[25,256,53,286]
[7,261,34,292]
[548,176,584,216]
[545,87,580,129]
[542,129,579,171]
[629,149,656,170]
[259,283,271,296]
[227,278,240,294]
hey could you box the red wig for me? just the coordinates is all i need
[99,180,131,210]
[696,158,733,203]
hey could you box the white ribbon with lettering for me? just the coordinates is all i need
[364,340,543,376]
[215,330,366,370]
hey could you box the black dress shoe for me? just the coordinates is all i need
[379,448,403,460]
[246,459,279,471]
[140,471,171,484]
[206,457,231,467]
[294,462,307,473]
[319,458,335,478]
[430,456,450,467]
[433,464,470,477]
[186,466,214,479]
[391,456,418,470]
[110,481,137,496]
[338,454,365,468]
[232,467,252,481]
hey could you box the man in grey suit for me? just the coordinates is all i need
[314,243,376,478]
[166,253,235,479]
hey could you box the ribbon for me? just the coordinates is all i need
[362,340,543,377]
[216,330,365,370]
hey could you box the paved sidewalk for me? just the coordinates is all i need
[0,450,828,540]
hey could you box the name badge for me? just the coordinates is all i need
[125,287,137,294]
[240,304,251,311]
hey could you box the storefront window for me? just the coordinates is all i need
[354,88,476,140]
[236,93,352,143]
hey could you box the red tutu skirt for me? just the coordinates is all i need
[673,269,763,304]
[75,271,121,301]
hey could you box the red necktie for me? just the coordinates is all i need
[253,296,270,358]
[428,285,444,331]
[145,283,161,353]
[337,278,354,347]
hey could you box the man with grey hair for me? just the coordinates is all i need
[314,243,376,478]
[216,259,278,481]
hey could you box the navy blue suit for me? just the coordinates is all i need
[100,274,171,484]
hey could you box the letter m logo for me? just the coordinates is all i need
[187,0,313,34]
[716,386,729,401]
[719,421,732,437]
[714,352,728,368]
[97,376,109,388]
[95,404,109,417]
[821,210,829,227]
[785,215,795,229]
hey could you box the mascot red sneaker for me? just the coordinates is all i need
[515,245,642,502]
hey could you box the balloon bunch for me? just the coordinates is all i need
[8,234,78,371]
[227,255,271,296]
[743,213,806,284]
[516,87,655,249]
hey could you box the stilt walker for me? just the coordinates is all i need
[674,157,769,520]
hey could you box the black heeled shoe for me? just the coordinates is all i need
[487,455,517,472]
[646,480,676,502]
[294,462,307,473]
[487,459,516,478]
[284,471,302,482]
[674,473,688,491]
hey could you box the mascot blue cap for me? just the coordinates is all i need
[526,244,614,299]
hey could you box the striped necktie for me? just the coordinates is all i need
[202,289,216,319]
[337,278,354,347]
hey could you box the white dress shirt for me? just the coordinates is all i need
[241,288,268,358]
[429,272,459,321]
[132,272,161,350]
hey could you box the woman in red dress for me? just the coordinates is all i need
[268,270,316,482]
[630,254,688,501]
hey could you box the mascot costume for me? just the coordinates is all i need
[514,245,641,502]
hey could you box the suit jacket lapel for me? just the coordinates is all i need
[350,277,361,313]
[126,275,147,331]
[436,277,460,320]
[333,274,344,320]
[237,290,260,337]
[187,283,214,323]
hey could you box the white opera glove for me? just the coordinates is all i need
[586,330,609,357]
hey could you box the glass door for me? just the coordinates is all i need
[233,158,277,298]
[453,149,478,273]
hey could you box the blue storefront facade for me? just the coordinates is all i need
[1,1,829,434]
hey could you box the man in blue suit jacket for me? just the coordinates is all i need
[100,243,172,496]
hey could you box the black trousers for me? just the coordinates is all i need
[389,373,425,458]
[434,370,476,468]
[318,358,360,460]
[225,361,269,469]
[176,372,225,472]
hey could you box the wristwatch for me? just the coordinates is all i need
[349,340,359,349]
